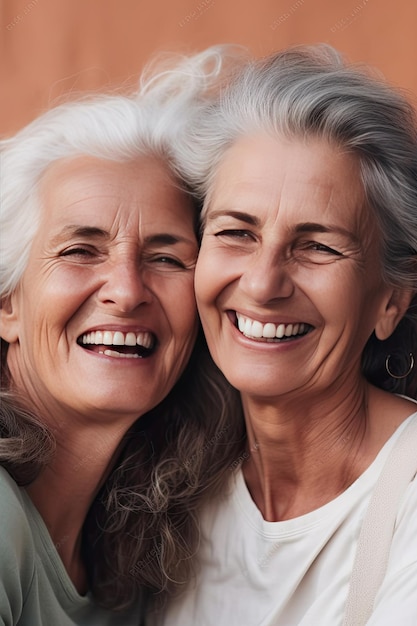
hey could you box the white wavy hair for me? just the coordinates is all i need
[0,45,247,610]
[0,45,241,298]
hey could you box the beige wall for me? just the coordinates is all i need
[1,0,416,135]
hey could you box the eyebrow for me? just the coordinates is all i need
[143,233,197,247]
[51,225,196,247]
[206,210,260,227]
[294,222,359,243]
[50,225,109,245]
[207,211,358,242]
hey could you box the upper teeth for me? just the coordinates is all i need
[236,314,306,340]
[81,330,154,349]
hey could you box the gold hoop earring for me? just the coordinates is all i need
[385,353,415,379]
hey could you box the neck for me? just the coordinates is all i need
[26,422,128,594]
[240,381,407,522]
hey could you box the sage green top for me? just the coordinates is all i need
[0,466,141,625]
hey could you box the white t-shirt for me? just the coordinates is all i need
[149,411,417,626]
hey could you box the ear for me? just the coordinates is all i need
[374,288,414,341]
[0,294,20,343]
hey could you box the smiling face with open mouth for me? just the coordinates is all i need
[3,156,199,426]
[195,133,398,402]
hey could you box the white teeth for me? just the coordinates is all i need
[103,331,113,345]
[251,321,263,338]
[125,332,137,346]
[112,331,125,346]
[137,332,153,349]
[276,324,285,339]
[235,314,308,341]
[81,330,154,348]
[263,323,276,338]
[100,349,140,359]
[238,316,246,333]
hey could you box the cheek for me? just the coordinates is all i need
[194,262,207,308]
[298,264,359,302]
[159,286,199,371]
[23,264,96,312]
[304,268,382,340]
[194,270,214,324]
[179,301,199,339]
[165,276,198,335]
[16,269,97,350]
[194,247,229,309]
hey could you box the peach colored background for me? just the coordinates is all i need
[1,0,416,135]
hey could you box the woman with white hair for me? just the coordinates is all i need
[150,45,417,625]
[0,51,244,625]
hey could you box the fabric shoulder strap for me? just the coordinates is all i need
[342,413,417,625]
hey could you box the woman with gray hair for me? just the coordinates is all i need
[0,50,244,625]
[150,45,417,625]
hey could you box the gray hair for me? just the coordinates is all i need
[0,46,236,298]
[178,44,417,396]
[0,47,246,610]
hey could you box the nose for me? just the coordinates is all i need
[239,248,294,304]
[98,257,153,313]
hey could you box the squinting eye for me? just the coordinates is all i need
[307,242,343,256]
[60,247,96,257]
[151,256,186,269]
[215,229,255,240]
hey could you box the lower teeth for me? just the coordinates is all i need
[99,349,140,359]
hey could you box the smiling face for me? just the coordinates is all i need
[1,156,199,426]
[195,133,401,402]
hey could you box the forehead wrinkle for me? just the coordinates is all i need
[41,163,125,205]
[278,169,361,235]
[316,175,372,245]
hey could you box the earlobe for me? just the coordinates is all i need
[374,288,414,341]
[0,295,20,343]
